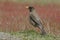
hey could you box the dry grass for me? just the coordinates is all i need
[0,0,60,37]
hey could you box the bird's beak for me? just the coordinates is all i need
[26,6,29,9]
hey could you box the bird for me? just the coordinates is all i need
[26,6,46,35]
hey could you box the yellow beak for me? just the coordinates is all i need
[26,6,29,8]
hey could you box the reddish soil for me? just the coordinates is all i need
[0,2,60,35]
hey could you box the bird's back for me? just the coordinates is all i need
[30,10,40,21]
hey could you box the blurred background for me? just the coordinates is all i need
[0,0,60,36]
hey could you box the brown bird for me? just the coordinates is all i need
[26,6,46,35]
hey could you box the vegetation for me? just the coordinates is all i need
[0,0,60,40]
[10,30,60,40]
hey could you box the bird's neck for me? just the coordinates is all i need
[30,10,36,14]
[29,9,35,12]
[30,10,33,12]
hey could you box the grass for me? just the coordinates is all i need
[9,30,60,40]
[0,0,60,5]
[0,0,60,40]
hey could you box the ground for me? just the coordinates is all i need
[0,30,60,40]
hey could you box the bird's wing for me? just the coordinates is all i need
[30,14,41,25]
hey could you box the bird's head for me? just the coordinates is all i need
[26,6,34,12]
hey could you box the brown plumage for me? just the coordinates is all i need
[26,6,46,35]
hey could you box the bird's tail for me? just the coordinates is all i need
[38,25,46,35]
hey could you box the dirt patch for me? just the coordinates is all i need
[0,2,60,35]
[0,32,21,40]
